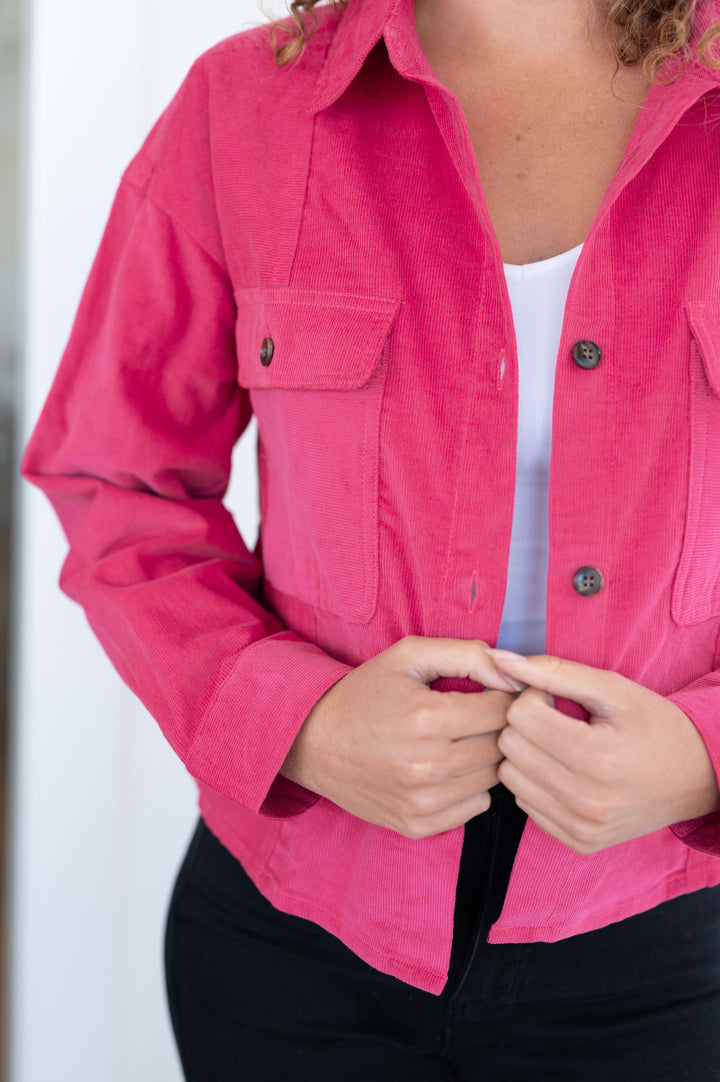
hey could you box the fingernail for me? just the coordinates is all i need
[488,649,526,664]
[497,670,526,693]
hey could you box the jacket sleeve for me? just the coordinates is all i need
[21,170,353,819]
[667,674,720,854]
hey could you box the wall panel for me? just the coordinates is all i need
[12,1,266,1078]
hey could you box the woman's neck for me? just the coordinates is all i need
[414,0,617,74]
[411,0,651,264]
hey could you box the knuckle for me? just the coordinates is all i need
[407,788,440,818]
[391,636,416,661]
[527,686,552,705]
[568,835,598,855]
[484,688,514,710]
[397,756,441,788]
[575,792,609,825]
[482,765,501,789]
[602,668,624,690]
[476,790,493,814]
[396,795,440,837]
[567,805,611,850]
[396,819,428,840]
[568,822,598,851]
[409,703,438,738]
[592,747,618,785]
[496,727,513,757]
[471,640,493,668]
[505,697,523,725]
[506,692,537,724]
[395,758,422,787]
[517,687,551,713]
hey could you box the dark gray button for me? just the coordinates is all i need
[572,340,601,370]
[260,337,274,367]
[573,566,604,596]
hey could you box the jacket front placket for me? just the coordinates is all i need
[494,68,720,939]
[382,11,521,640]
[386,2,720,940]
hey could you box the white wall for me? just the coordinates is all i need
[12,1,265,1078]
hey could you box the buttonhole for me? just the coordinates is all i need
[468,570,483,612]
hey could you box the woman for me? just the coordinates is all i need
[22,0,720,1076]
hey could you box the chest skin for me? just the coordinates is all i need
[413,7,652,264]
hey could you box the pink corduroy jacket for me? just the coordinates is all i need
[22,0,720,994]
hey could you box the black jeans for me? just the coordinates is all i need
[165,793,720,1081]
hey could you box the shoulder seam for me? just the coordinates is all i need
[121,173,229,276]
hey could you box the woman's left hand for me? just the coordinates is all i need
[488,650,720,854]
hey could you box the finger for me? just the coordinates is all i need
[396,636,526,694]
[498,757,577,835]
[434,688,514,739]
[487,650,630,717]
[499,725,579,805]
[446,732,506,777]
[499,757,609,853]
[513,797,597,854]
[413,791,495,837]
[419,780,501,837]
[401,725,505,784]
[521,687,555,709]
[450,763,502,800]
[391,766,501,837]
[504,688,594,772]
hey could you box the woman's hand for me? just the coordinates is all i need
[281,636,517,838]
[489,650,720,854]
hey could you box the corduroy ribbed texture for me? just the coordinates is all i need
[21,0,720,993]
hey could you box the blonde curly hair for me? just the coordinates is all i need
[270,0,720,79]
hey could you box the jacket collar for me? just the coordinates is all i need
[308,0,438,114]
[308,0,720,117]
[668,0,720,83]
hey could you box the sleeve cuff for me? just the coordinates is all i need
[185,630,353,818]
[668,675,720,855]
[669,813,720,853]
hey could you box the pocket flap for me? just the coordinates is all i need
[235,288,402,390]
[685,302,720,397]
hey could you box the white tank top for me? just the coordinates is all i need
[495,243,583,655]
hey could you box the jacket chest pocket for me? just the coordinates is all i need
[672,303,720,626]
[235,288,401,623]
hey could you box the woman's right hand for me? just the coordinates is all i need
[280,636,519,838]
